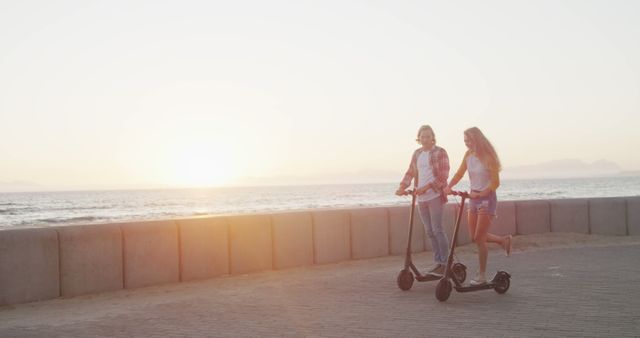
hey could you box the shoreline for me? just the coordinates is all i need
[2,193,640,229]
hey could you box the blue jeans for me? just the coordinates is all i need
[417,197,449,265]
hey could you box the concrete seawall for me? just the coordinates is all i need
[1,196,638,306]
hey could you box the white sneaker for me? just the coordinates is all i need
[470,274,487,285]
[427,264,445,276]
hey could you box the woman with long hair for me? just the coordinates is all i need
[444,127,512,285]
[396,125,450,276]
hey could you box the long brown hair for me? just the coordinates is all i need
[415,125,436,144]
[465,127,501,171]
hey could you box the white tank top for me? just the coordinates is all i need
[467,154,491,191]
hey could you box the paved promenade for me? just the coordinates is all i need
[1,233,639,337]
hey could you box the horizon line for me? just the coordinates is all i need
[2,173,640,194]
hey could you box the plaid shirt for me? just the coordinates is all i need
[399,145,450,203]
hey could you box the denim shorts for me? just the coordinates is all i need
[468,190,497,216]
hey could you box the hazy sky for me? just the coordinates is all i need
[1,1,639,189]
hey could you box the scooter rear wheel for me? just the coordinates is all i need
[397,269,414,291]
[452,263,467,284]
[435,279,452,302]
[494,274,510,294]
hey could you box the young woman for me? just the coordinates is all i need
[444,127,512,285]
[396,125,450,275]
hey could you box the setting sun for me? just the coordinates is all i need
[166,140,237,188]
[172,149,232,187]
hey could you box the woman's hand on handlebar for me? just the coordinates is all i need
[469,191,481,199]
[448,190,471,199]
[443,186,453,195]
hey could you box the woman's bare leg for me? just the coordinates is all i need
[486,227,511,255]
[467,212,477,242]
[474,214,492,276]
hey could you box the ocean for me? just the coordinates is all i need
[1,176,639,229]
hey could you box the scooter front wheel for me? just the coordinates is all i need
[435,279,452,302]
[397,269,414,291]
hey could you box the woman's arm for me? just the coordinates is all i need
[447,151,469,188]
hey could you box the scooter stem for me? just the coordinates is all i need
[404,191,417,268]
[444,194,467,279]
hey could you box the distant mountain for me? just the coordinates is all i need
[502,159,623,179]
[618,170,640,177]
[234,160,637,186]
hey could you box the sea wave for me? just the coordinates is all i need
[35,216,108,224]
[191,211,210,216]
[0,207,40,215]
[45,205,116,212]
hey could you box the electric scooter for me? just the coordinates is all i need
[435,190,511,301]
[396,189,467,291]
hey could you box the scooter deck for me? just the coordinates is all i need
[415,273,442,282]
[452,272,509,292]
[454,282,497,292]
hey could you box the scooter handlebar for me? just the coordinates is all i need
[402,189,469,198]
